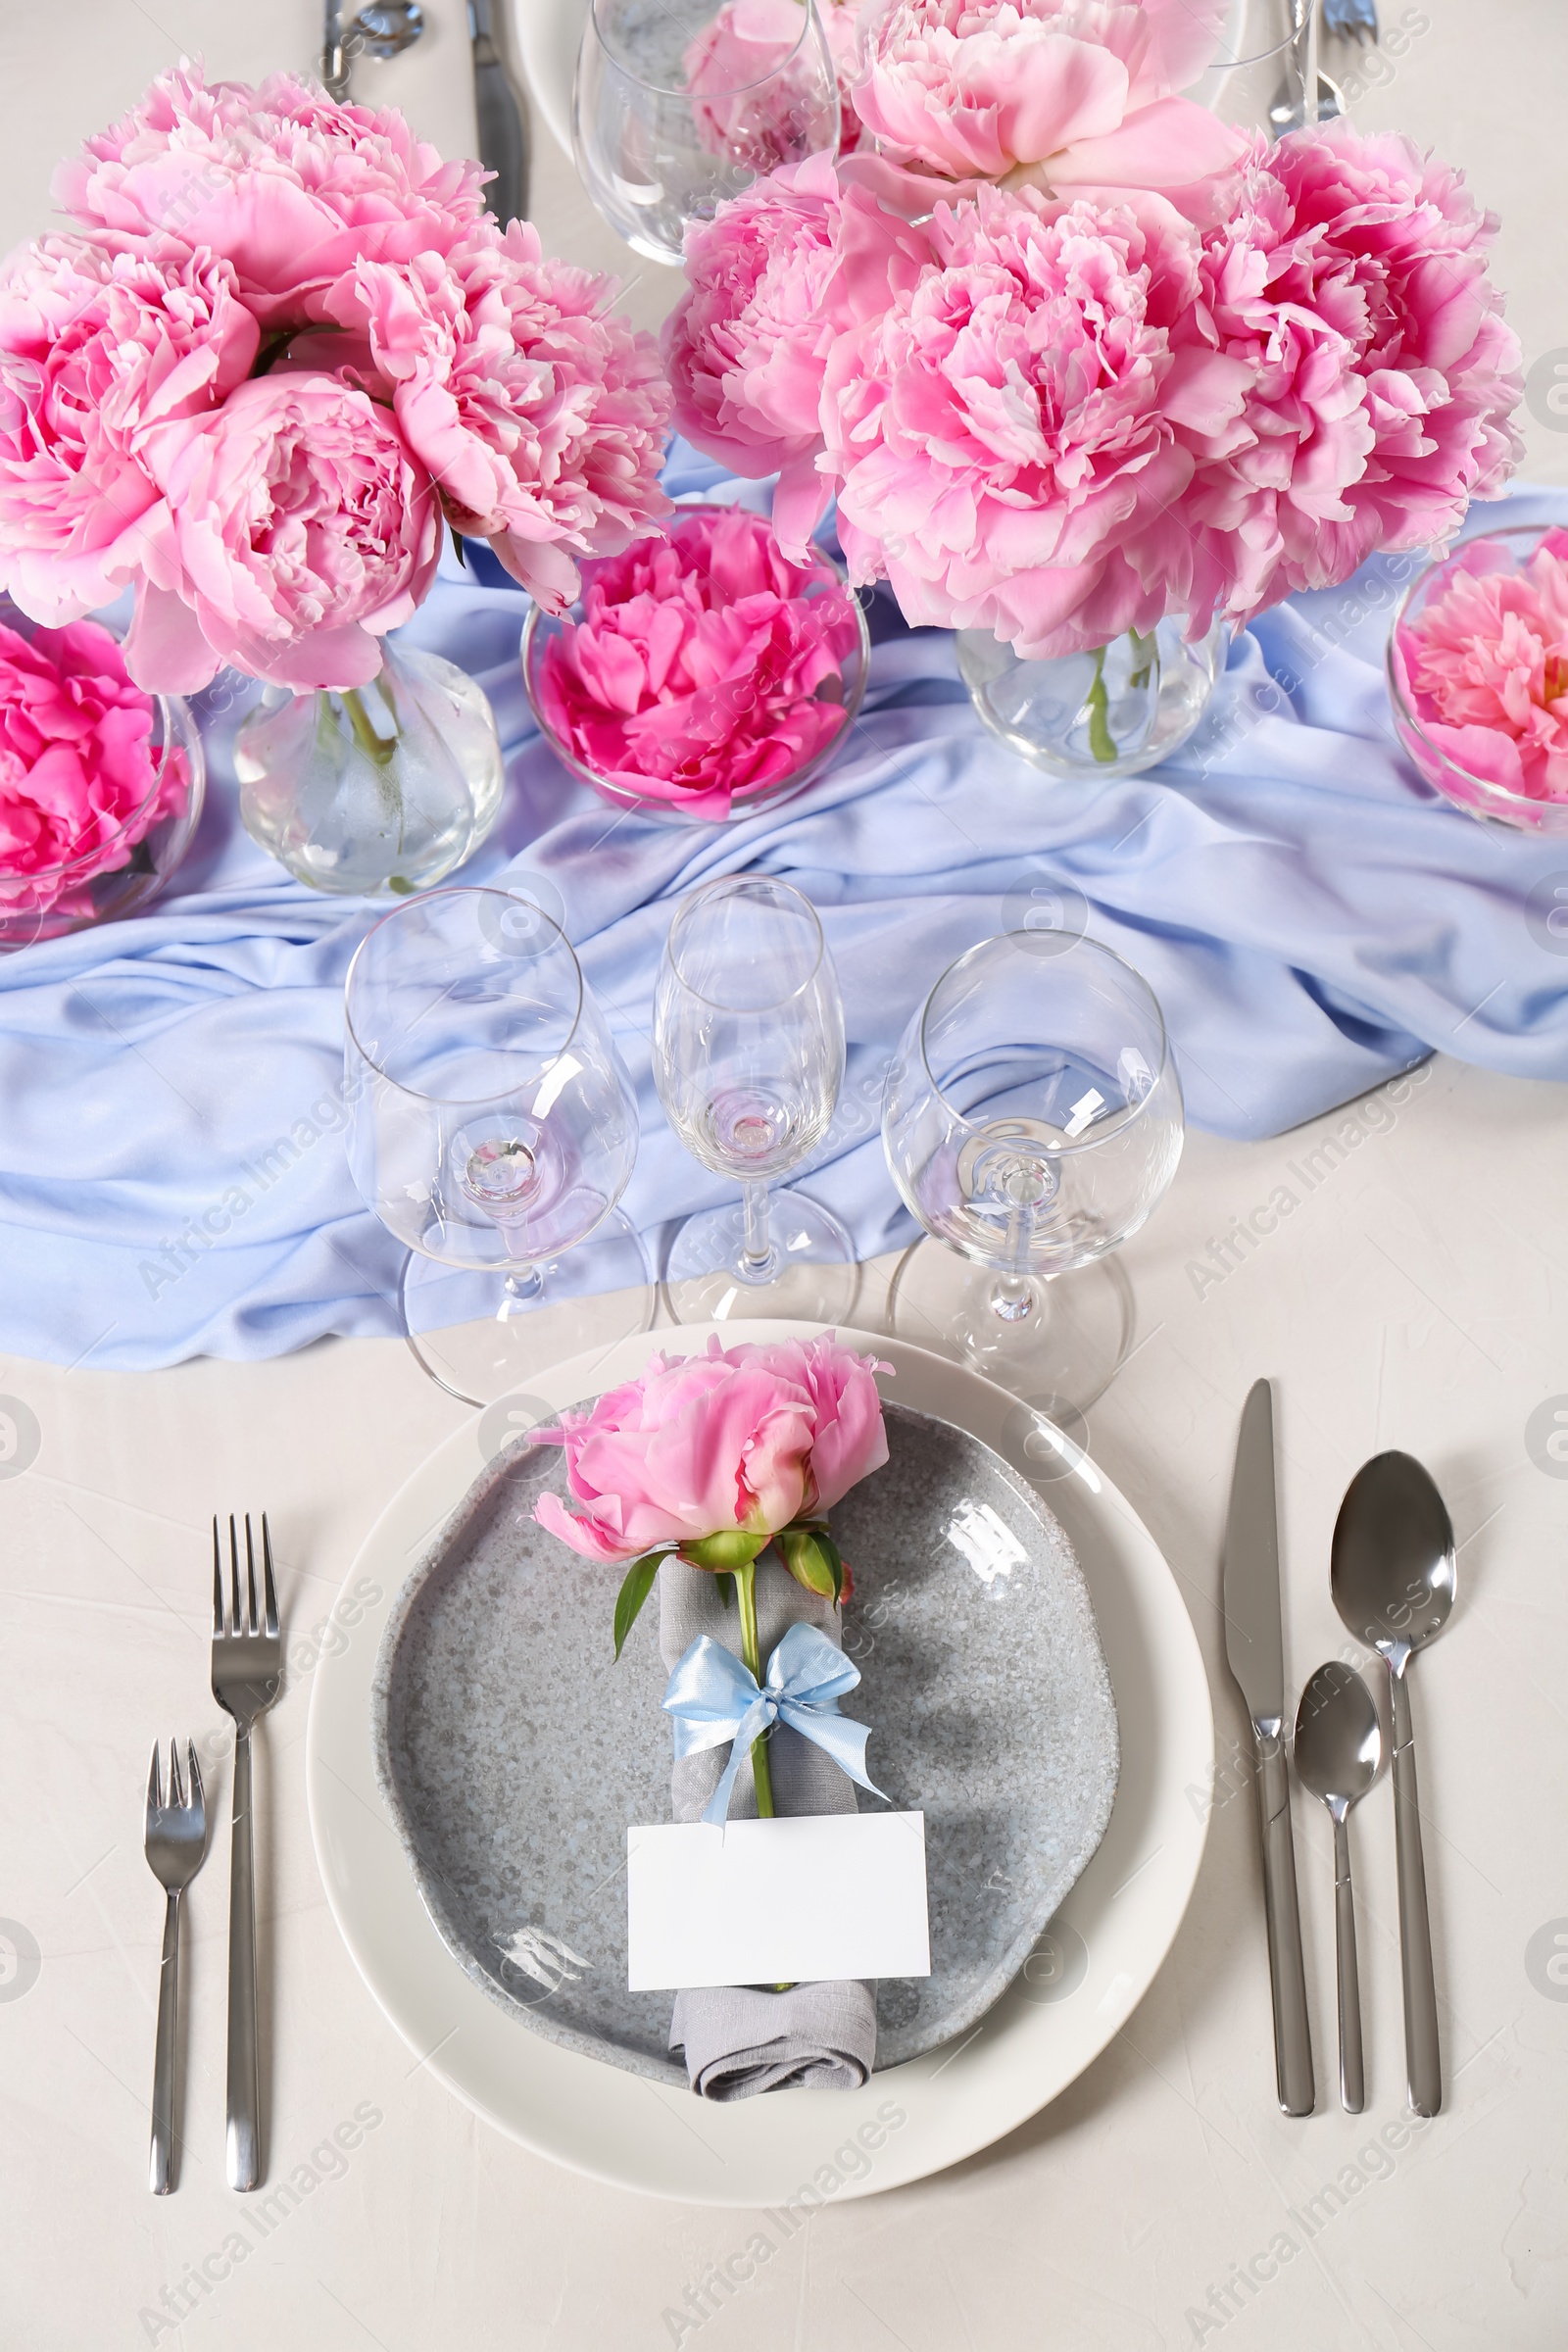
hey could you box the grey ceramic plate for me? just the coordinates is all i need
[370,1399,1119,2084]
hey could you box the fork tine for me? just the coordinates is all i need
[169,1739,185,1810]
[244,1514,259,1636]
[228,1513,241,1636]
[213,1515,224,1636]
[146,1740,163,1815]
[186,1742,205,1821]
[261,1513,279,1641]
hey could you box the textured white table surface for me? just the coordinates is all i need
[2,10,1568,2350]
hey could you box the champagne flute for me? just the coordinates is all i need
[573,0,839,266]
[882,932,1184,1415]
[345,887,651,1405]
[653,873,855,1321]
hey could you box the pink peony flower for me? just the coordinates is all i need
[532,1332,888,1566]
[534,505,860,816]
[664,154,933,553]
[324,221,671,612]
[123,373,441,693]
[1393,531,1568,803]
[1186,123,1522,622]
[822,184,1246,656]
[0,616,190,910]
[0,234,260,626]
[848,0,1244,206]
[52,64,487,329]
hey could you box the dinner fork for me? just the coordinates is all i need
[144,1740,207,2194]
[212,1513,281,2192]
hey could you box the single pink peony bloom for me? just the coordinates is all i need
[535,505,860,816]
[531,1333,888,1566]
[823,184,1236,657]
[1393,531,1568,803]
[52,64,488,329]
[1189,122,1522,621]
[0,234,259,627]
[325,220,671,613]
[849,0,1243,206]
[664,153,933,554]
[0,616,190,911]
[123,373,442,693]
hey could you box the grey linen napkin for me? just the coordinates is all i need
[659,1553,877,2099]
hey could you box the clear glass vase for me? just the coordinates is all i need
[233,639,506,896]
[956,615,1228,782]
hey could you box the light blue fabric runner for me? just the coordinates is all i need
[3,446,1567,1370]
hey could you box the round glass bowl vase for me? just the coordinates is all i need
[957,614,1228,782]
[0,598,206,952]
[1388,524,1568,834]
[520,510,870,824]
[233,637,506,895]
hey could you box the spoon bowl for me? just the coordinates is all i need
[1294,1659,1382,1820]
[1330,1448,1456,1672]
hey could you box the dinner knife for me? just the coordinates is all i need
[469,0,530,225]
[1223,1378,1314,2117]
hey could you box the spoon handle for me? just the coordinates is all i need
[1333,1815,1364,2112]
[1391,1669,1442,2115]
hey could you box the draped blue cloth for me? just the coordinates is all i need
[3,448,1568,1370]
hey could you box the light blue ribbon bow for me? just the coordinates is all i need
[662,1622,886,1828]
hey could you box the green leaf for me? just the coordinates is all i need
[714,1571,736,1612]
[612,1550,663,1661]
[452,530,467,569]
[819,1535,846,1606]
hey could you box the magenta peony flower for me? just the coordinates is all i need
[664,154,932,554]
[1394,531,1568,803]
[534,506,860,816]
[532,1332,888,1567]
[0,234,260,627]
[849,0,1243,206]
[0,616,190,909]
[123,373,441,693]
[52,64,487,329]
[1189,123,1522,620]
[822,185,1248,657]
[326,221,671,613]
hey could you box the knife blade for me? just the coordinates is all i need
[469,0,530,226]
[1223,1377,1314,2117]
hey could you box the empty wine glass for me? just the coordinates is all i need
[883,932,1184,1416]
[573,0,839,266]
[653,873,855,1322]
[344,887,651,1405]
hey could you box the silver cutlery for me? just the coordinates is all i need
[212,1513,282,2191]
[1322,0,1378,44]
[1293,1662,1381,2113]
[1332,1452,1453,2116]
[470,0,529,224]
[144,1740,208,2194]
[1223,1378,1314,2116]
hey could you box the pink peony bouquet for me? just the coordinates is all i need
[531,505,862,816]
[0,615,191,914]
[533,1332,889,1718]
[664,0,1523,666]
[0,67,671,695]
[1393,530,1568,806]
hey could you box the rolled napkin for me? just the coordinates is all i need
[659,1553,878,2098]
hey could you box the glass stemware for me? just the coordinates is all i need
[573,0,839,266]
[882,932,1184,1416]
[653,873,855,1322]
[344,887,651,1405]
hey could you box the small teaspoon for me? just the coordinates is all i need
[1294,1661,1382,2112]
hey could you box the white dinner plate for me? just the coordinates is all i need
[306,1323,1212,2205]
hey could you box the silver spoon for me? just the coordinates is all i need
[1294,1661,1382,2112]
[1331,1451,1455,2116]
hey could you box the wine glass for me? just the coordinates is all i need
[344,887,651,1406]
[573,0,840,266]
[653,873,855,1322]
[882,932,1184,1417]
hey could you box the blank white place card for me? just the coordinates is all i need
[626,1812,931,1991]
